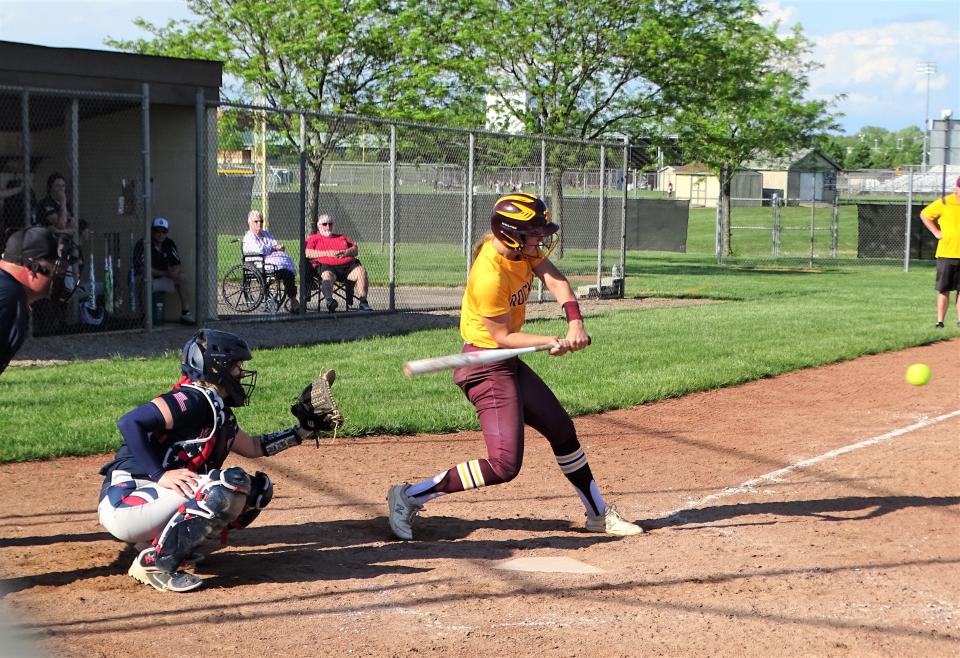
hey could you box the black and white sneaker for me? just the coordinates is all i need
[128,547,202,593]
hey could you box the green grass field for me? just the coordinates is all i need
[1,246,950,462]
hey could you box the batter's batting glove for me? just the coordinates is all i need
[290,369,344,444]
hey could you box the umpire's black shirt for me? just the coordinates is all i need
[0,269,29,375]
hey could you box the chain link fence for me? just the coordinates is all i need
[206,102,634,321]
[715,164,959,268]
[0,86,147,337]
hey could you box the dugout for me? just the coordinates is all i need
[0,40,222,334]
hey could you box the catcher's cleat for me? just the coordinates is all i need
[585,506,644,537]
[387,483,422,540]
[128,548,203,593]
[134,542,205,567]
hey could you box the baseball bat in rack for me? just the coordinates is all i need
[403,344,553,377]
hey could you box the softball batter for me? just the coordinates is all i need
[387,193,642,539]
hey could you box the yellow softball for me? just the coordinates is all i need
[905,363,931,386]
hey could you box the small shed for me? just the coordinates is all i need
[659,163,762,207]
[746,149,841,205]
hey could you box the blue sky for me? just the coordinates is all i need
[0,0,957,135]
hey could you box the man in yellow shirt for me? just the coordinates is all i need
[920,177,960,328]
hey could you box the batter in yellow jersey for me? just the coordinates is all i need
[386,193,643,541]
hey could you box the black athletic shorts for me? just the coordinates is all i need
[935,258,960,293]
[317,260,360,281]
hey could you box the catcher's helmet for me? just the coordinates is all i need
[490,193,559,257]
[181,329,257,406]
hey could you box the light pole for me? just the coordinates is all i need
[917,61,937,167]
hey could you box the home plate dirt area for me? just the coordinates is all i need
[1,339,957,657]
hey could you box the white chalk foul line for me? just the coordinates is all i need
[661,409,960,519]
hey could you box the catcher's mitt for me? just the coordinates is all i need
[291,369,344,441]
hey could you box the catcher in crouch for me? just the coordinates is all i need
[387,193,642,540]
[97,328,342,592]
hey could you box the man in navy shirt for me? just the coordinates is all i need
[133,217,195,324]
[0,226,73,374]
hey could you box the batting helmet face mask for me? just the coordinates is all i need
[181,329,257,407]
[491,193,559,259]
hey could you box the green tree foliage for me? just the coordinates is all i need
[107,0,487,223]
[466,0,798,227]
[817,126,923,170]
[664,18,838,256]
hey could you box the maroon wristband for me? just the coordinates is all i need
[562,301,582,322]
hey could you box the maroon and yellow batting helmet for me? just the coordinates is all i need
[490,193,559,257]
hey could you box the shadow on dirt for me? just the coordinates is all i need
[645,495,960,529]
[207,515,619,588]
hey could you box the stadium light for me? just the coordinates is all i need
[916,61,937,167]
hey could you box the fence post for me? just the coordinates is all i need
[830,196,839,259]
[715,200,723,263]
[466,132,474,266]
[194,88,211,322]
[596,144,605,290]
[388,123,397,311]
[20,91,30,228]
[540,139,546,197]
[620,136,628,291]
[808,195,816,268]
[904,169,913,272]
[141,83,153,331]
[298,114,308,314]
[772,200,781,258]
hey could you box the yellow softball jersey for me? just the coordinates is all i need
[460,240,543,348]
[921,193,960,258]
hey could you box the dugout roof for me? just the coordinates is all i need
[0,41,222,110]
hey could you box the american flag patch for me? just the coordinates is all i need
[172,391,189,412]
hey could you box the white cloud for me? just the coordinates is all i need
[757,1,799,29]
[810,21,954,95]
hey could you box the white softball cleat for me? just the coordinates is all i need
[585,506,644,536]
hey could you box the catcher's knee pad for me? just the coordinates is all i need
[154,467,251,572]
[232,471,273,529]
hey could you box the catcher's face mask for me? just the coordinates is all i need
[223,360,257,407]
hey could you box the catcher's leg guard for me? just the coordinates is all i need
[153,467,251,573]
[231,471,273,529]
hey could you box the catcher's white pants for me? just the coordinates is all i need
[98,469,211,543]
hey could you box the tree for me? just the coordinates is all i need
[665,20,838,256]
[816,126,923,170]
[464,0,795,229]
[108,0,486,224]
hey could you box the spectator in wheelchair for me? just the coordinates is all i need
[133,217,195,325]
[242,210,299,313]
[305,213,371,312]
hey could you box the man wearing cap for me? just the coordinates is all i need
[920,176,960,329]
[0,226,71,374]
[305,214,371,312]
[132,218,195,325]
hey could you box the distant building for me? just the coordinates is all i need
[485,86,526,133]
[744,149,841,205]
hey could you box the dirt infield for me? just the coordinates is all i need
[1,339,958,657]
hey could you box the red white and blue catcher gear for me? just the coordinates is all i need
[99,384,235,494]
[97,384,244,546]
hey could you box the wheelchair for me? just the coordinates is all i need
[220,251,288,314]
